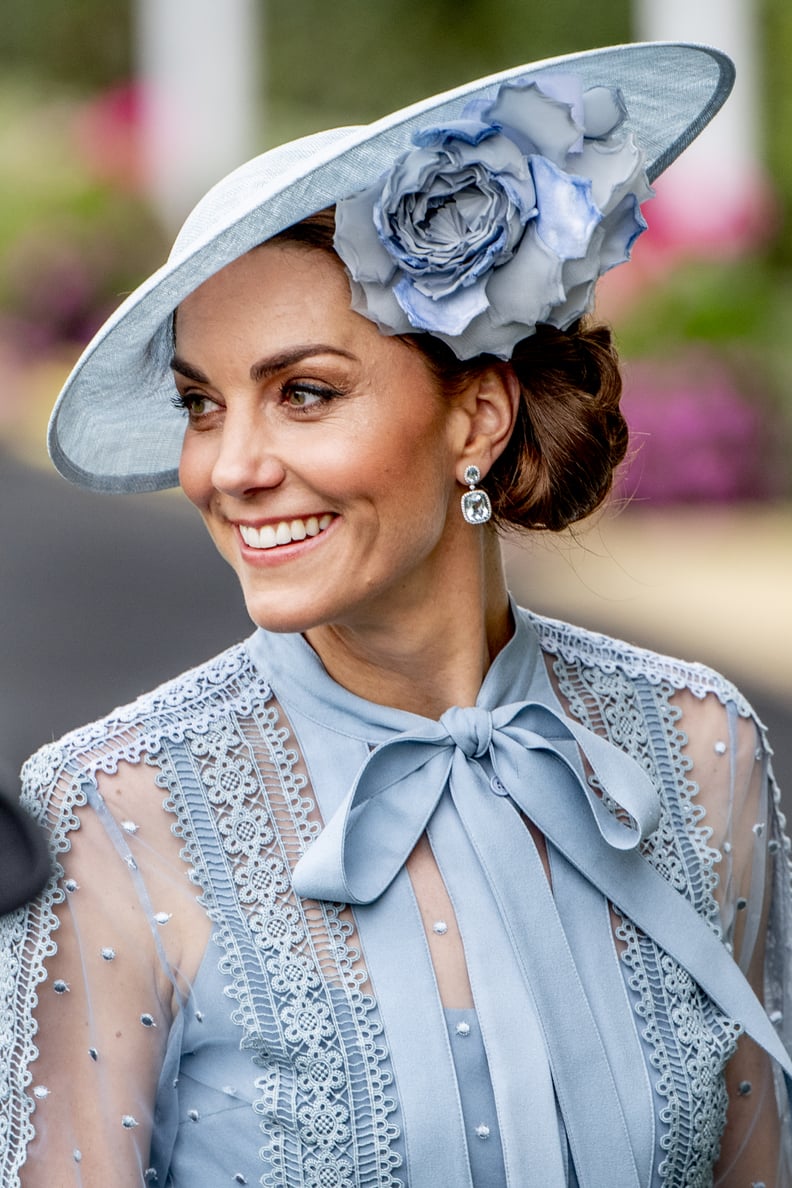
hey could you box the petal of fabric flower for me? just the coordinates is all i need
[552,188,647,330]
[394,274,489,335]
[596,193,648,272]
[414,118,498,149]
[575,134,652,214]
[530,155,601,260]
[484,226,565,328]
[581,85,627,140]
[448,132,533,184]
[347,277,413,337]
[484,78,583,163]
[469,313,531,359]
[558,224,605,291]
[334,188,398,284]
[546,276,597,330]
[429,306,529,361]
[547,225,606,327]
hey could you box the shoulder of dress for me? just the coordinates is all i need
[21,636,271,792]
[522,608,754,716]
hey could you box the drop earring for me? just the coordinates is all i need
[460,465,492,525]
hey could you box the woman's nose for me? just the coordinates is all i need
[210,407,286,498]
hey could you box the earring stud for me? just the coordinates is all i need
[460,465,492,525]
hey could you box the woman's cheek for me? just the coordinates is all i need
[179,435,213,510]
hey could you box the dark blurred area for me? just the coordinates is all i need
[0,447,250,774]
[0,755,50,912]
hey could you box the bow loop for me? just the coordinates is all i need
[292,696,661,904]
[441,705,493,757]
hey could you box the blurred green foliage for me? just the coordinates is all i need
[0,0,629,108]
[762,0,792,264]
[266,0,629,132]
[0,1,132,88]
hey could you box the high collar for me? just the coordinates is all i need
[246,595,548,742]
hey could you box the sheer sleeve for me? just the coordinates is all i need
[673,688,792,1185]
[0,743,208,1187]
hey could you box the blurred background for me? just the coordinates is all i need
[0,0,789,793]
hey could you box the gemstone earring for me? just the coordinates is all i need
[460,465,492,525]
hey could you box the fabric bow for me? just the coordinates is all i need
[292,699,661,903]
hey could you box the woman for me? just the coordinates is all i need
[1,42,790,1186]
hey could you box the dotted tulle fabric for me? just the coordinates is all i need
[1,611,790,1186]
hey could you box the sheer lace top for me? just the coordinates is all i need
[1,606,790,1186]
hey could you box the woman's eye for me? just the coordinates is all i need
[171,391,220,419]
[282,383,337,411]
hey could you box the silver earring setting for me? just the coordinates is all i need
[460,465,492,525]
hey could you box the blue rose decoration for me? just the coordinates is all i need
[334,75,653,359]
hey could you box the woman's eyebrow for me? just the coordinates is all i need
[249,344,357,382]
[169,355,209,383]
[169,344,358,385]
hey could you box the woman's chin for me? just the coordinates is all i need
[242,599,318,636]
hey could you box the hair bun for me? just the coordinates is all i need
[485,320,628,532]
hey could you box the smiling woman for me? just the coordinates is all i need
[2,43,791,1188]
[172,243,486,649]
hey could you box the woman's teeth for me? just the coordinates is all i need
[239,515,333,550]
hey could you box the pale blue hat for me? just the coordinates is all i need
[47,42,734,494]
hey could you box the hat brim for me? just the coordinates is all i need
[48,42,734,494]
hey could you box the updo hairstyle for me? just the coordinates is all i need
[270,209,628,534]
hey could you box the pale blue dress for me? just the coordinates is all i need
[1,605,791,1185]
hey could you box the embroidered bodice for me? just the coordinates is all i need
[1,606,791,1186]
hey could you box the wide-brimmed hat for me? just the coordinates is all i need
[48,42,733,494]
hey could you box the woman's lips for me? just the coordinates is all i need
[238,513,334,550]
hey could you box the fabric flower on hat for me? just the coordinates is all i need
[334,75,653,360]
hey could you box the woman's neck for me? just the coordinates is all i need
[303,533,512,718]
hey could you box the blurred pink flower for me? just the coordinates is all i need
[73,83,144,192]
[596,173,779,321]
[615,353,785,505]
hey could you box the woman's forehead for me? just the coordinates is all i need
[171,241,421,380]
[177,241,351,329]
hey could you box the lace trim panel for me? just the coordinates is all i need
[2,643,402,1187]
[550,645,740,1185]
[0,643,265,1186]
[151,668,402,1186]
[530,611,753,712]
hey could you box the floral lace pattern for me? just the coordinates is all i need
[0,644,268,1185]
[616,921,739,1185]
[2,644,402,1187]
[147,675,403,1184]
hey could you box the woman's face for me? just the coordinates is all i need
[175,242,475,636]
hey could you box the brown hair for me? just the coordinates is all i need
[270,209,628,533]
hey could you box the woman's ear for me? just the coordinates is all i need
[455,364,520,483]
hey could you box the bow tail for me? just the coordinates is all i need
[491,734,792,1088]
[443,753,644,1188]
[427,789,571,1186]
